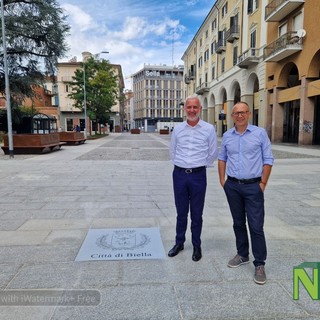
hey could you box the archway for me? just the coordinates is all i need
[308,50,320,144]
[202,96,208,121]
[279,63,300,142]
[230,81,241,105]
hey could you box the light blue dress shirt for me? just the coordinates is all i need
[218,124,274,179]
[170,119,218,168]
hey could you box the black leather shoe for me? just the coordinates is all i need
[168,244,184,257]
[192,246,202,261]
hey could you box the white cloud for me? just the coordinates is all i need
[109,16,183,42]
[61,4,97,32]
[57,0,211,89]
[186,0,200,5]
[110,17,148,41]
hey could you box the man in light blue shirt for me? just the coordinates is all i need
[169,94,218,261]
[218,101,274,284]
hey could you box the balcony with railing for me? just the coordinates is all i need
[264,31,303,62]
[226,25,240,43]
[215,39,226,54]
[188,70,196,80]
[265,0,304,22]
[237,48,259,68]
[195,82,210,95]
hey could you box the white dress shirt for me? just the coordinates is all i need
[170,119,218,168]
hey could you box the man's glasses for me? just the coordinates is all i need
[232,111,249,117]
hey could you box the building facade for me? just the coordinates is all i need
[182,0,320,145]
[123,90,133,131]
[56,59,81,132]
[132,64,184,132]
[56,52,124,133]
[182,0,268,138]
[0,81,59,133]
[264,0,320,145]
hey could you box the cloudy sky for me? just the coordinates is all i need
[57,0,213,89]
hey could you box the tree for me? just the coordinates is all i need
[68,57,119,134]
[0,0,70,103]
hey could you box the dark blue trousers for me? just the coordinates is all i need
[224,179,266,266]
[173,167,207,247]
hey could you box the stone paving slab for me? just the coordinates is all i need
[0,263,22,289]
[0,307,55,320]
[44,230,87,245]
[0,245,78,264]
[0,209,66,220]
[0,133,320,320]
[0,219,27,231]
[7,261,121,289]
[51,285,181,320]
[0,230,50,246]
[175,282,307,319]
[18,219,92,231]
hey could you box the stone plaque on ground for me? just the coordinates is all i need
[75,227,166,261]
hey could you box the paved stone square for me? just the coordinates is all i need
[0,133,320,319]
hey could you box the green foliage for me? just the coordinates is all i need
[68,57,119,126]
[0,0,70,100]
[0,104,37,132]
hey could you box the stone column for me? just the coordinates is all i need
[299,77,314,145]
[259,89,268,128]
[271,86,283,143]
[241,94,254,113]
[202,108,208,122]
[207,106,216,125]
[226,100,234,130]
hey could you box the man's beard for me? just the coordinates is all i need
[187,114,200,122]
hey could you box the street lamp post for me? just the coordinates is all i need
[83,63,87,138]
[1,0,14,158]
[82,51,109,139]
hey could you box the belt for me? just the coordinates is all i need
[227,176,261,184]
[175,165,206,174]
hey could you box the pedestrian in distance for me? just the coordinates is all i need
[168,94,218,262]
[218,101,274,284]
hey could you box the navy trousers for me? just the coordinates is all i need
[224,179,267,266]
[173,167,207,247]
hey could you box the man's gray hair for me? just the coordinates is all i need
[185,94,201,106]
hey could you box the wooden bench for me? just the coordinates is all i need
[159,129,170,135]
[131,129,141,134]
[59,131,86,145]
[1,133,65,154]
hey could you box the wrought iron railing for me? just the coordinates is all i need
[215,39,226,53]
[263,31,302,60]
[226,25,240,41]
[238,48,259,63]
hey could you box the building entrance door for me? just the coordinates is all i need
[283,100,299,143]
[313,96,320,145]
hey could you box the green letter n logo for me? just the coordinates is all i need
[293,262,320,300]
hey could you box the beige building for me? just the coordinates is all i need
[183,0,320,145]
[264,0,320,145]
[182,0,268,137]
[56,52,124,133]
[123,90,133,131]
[132,64,184,132]
[56,59,80,131]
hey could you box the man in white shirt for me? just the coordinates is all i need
[168,94,218,261]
